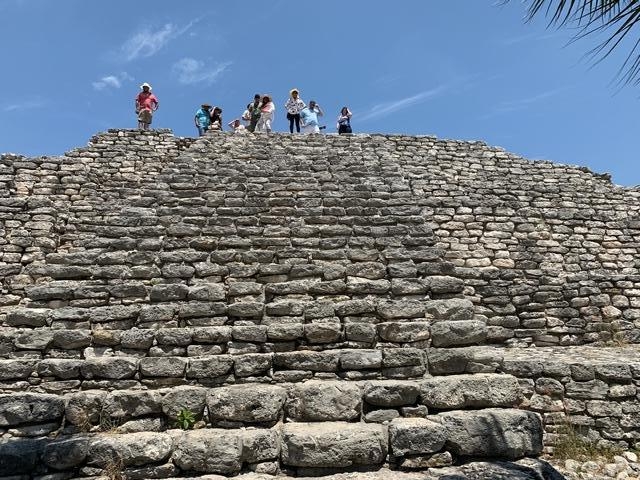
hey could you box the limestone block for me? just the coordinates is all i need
[266,323,304,341]
[65,390,107,425]
[161,385,207,420]
[232,325,268,342]
[140,357,187,377]
[103,390,163,419]
[172,429,242,474]
[155,328,192,346]
[378,322,430,343]
[281,422,388,468]
[424,298,474,321]
[191,326,232,343]
[364,380,421,407]
[427,347,502,375]
[304,323,343,343]
[565,380,609,400]
[241,428,281,463]
[436,408,543,459]
[345,262,387,279]
[187,356,234,378]
[430,320,487,347]
[0,359,37,380]
[344,323,377,342]
[81,357,139,380]
[234,353,272,377]
[88,432,172,468]
[5,308,49,327]
[389,417,447,456]
[273,351,340,372]
[43,437,89,470]
[340,349,383,370]
[52,329,92,349]
[149,284,189,302]
[382,348,425,367]
[188,283,226,301]
[0,439,44,475]
[207,385,286,423]
[13,329,54,350]
[286,381,362,421]
[37,359,83,379]
[0,393,64,426]
[420,374,520,409]
[424,276,465,294]
[365,409,401,423]
[377,300,426,319]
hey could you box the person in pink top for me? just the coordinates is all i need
[135,82,159,130]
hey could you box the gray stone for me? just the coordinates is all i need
[207,384,286,423]
[161,385,207,419]
[364,380,421,407]
[436,408,543,459]
[102,390,163,419]
[389,417,447,456]
[172,429,242,474]
[420,374,520,409]
[187,356,234,378]
[43,437,89,470]
[424,299,474,321]
[0,359,37,380]
[0,393,64,426]
[281,422,388,468]
[340,350,383,370]
[140,357,187,377]
[81,357,138,380]
[430,320,487,347]
[378,322,430,343]
[241,428,281,463]
[88,432,172,467]
[286,381,362,421]
[65,390,107,425]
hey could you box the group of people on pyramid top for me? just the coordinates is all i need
[134,83,353,136]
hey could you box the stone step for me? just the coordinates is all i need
[0,375,521,437]
[0,410,543,478]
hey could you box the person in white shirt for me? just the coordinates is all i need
[284,88,306,133]
[255,95,275,133]
[228,118,247,133]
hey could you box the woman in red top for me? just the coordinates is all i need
[135,83,159,130]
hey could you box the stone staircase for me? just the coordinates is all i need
[0,130,638,478]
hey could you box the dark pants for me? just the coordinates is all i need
[338,124,352,134]
[287,113,301,133]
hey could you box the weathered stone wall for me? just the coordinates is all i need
[1,129,639,478]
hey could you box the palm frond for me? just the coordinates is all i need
[505,0,640,85]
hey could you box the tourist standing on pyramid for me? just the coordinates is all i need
[135,83,159,130]
[247,94,262,132]
[255,95,275,133]
[210,107,223,131]
[337,107,353,134]
[300,100,324,134]
[284,88,306,133]
[194,103,212,136]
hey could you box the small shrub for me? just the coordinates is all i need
[553,422,622,462]
[176,408,196,430]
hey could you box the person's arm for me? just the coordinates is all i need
[195,114,199,127]
[135,96,140,112]
[316,105,324,117]
[153,97,159,111]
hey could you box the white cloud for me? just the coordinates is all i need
[92,72,133,91]
[358,87,446,122]
[172,58,231,85]
[120,21,196,62]
[3,99,46,112]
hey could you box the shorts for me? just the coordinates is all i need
[138,109,153,124]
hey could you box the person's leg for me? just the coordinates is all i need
[288,113,294,133]
[197,126,205,136]
[265,116,272,133]
[294,114,300,133]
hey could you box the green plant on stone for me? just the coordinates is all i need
[176,408,196,430]
[553,421,623,462]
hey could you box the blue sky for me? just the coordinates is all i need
[1,0,638,185]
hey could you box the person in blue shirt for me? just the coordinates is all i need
[194,103,212,136]
[299,100,324,134]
